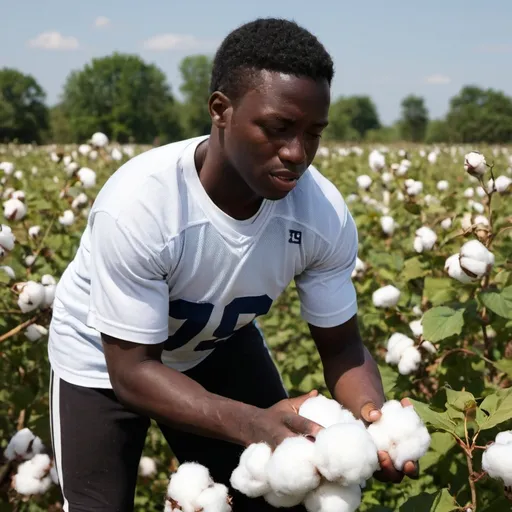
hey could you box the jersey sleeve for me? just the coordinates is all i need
[86,210,170,344]
[295,205,359,328]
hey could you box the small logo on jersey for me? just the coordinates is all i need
[288,229,302,245]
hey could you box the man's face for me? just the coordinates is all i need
[223,71,330,201]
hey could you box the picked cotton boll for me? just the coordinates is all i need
[0,224,15,252]
[409,320,423,338]
[397,346,422,375]
[380,215,395,235]
[463,187,475,198]
[266,436,320,496]
[385,333,414,365]
[304,482,361,512]
[4,198,27,220]
[77,167,96,188]
[4,428,44,461]
[17,281,46,312]
[420,341,437,354]
[372,285,400,308]
[91,132,109,148]
[13,454,52,495]
[356,174,372,190]
[264,490,306,508]
[436,180,449,191]
[441,218,452,230]
[464,151,487,177]
[367,400,431,471]
[494,175,512,193]
[481,432,512,487]
[25,324,48,342]
[138,456,157,477]
[369,150,385,172]
[230,442,272,497]
[59,210,75,226]
[194,483,232,512]
[445,254,474,284]
[28,225,41,239]
[314,422,379,486]
[1,265,15,280]
[459,239,494,279]
[299,395,361,429]
[167,462,213,512]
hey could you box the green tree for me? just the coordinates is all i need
[0,68,49,143]
[178,55,213,137]
[399,95,429,142]
[60,53,182,143]
[445,85,512,143]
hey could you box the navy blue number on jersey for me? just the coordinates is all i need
[165,295,272,352]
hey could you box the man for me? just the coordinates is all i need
[47,17,418,511]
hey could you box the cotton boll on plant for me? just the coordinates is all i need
[17,281,46,313]
[482,431,512,487]
[13,454,53,496]
[380,215,395,235]
[4,428,45,461]
[372,285,400,308]
[313,422,379,486]
[459,239,494,279]
[167,462,213,512]
[91,132,109,148]
[356,174,372,190]
[368,150,385,172]
[464,151,487,177]
[264,489,306,508]
[304,482,361,512]
[367,400,431,471]
[77,167,97,188]
[397,346,422,375]
[266,436,320,496]
[444,254,475,284]
[138,456,157,477]
[413,226,437,253]
[4,198,27,220]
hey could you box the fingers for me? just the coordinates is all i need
[360,401,382,423]
[283,412,323,438]
[403,460,419,479]
[400,397,413,408]
[375,451,404,484]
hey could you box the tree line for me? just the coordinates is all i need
[1,52,512,145]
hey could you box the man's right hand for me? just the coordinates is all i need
[245,389,324,449]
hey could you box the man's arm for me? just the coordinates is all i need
[308,313,385,421]
[101,334,323,449]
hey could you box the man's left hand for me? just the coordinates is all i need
[360,398,420,484]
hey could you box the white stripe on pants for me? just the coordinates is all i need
[49,369,70,512]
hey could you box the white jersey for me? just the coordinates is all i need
[48,135,359,389]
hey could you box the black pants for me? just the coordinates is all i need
[49,322,307,512]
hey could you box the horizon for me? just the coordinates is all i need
[2,0,512,125]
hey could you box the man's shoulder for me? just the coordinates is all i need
[277,164,352,240]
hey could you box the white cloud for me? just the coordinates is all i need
[425,74,451,85]
[142,33,218,51]
[94,16,111,28]
[27,31,79,50]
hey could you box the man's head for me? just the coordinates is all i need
[208,18,334,200]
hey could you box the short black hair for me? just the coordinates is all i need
[210,18,334,101]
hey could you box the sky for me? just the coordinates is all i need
[2,0,512,125]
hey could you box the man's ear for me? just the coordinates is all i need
[208,91,232,129]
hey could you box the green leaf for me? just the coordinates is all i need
[479,286,512,320]
[409,399,457,434]
[293,354,309,370]
[399,489,457,511]
[424,277,458,306]
[378,364,399,396]
[492,358,512,379]
[404,202,421,215]
[445,389,476,412]
[478,388,512,430]
[402,257,429,281]
[422,306,465,342]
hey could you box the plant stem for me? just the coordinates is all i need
[0,314,43,343]
[465,449,478,512]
